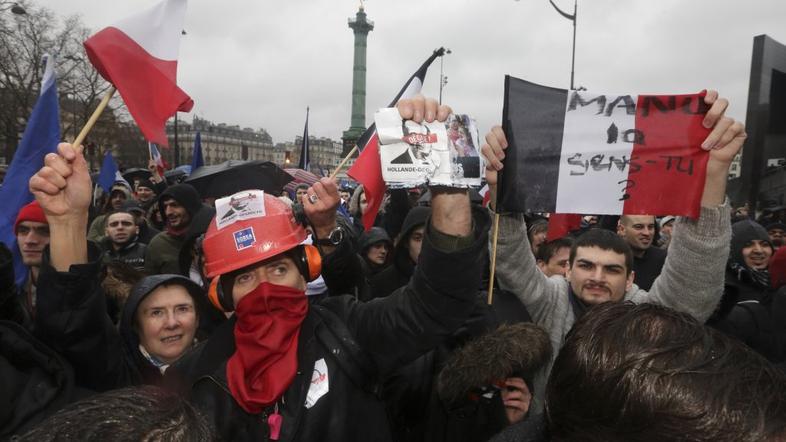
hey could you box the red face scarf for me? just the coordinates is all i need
[227,281,308,414]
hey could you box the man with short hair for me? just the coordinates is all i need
[536,237,572,277]
[14,200,49,319]
[144,184,204,275]
[617,214,667,290]
[294,183,309,205]
[120,200,160,245]
[87,183,133,243]
[481,90,745,412]
[101,210,147,271]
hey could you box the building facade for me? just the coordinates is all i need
[164,116,276,167]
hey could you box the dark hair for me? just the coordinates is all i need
[295,183,309,191]
[17,386,215,441]
[536,237,573,263]
[546,302,786,442]
[569,228,633,275]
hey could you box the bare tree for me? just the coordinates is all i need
[0,0,145,170]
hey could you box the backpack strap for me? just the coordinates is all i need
[310,304,380,397]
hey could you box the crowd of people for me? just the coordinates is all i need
[2,94,786,441]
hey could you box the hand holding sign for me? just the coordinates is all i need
[490,77,745,216]
[377,102,483,188]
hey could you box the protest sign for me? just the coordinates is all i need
[375,108,483,188]
[498,76,711,217]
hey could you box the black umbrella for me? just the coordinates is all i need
[121,167,152,184]
[184,160,293,199]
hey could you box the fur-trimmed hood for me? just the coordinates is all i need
[437,323,552,407]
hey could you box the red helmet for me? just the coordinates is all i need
[203,190,307,279]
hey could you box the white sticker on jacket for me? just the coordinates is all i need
[305,358,329,409]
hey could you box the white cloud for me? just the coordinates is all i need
[40,0,786,144]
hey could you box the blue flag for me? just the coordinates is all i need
[0,55,60,288]
[297,107,309,170]
[97,150,118,193]
[191,131,204,171]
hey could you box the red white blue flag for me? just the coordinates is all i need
[498,76,712,218]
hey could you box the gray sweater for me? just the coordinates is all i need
[492,202,731,410]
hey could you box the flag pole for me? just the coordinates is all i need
[486,185,501,305]
[487,212,500,305]
[329,145,358,179]
[73,86,115,153]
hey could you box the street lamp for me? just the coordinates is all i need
[439,48,451,105]
[546,0,578,90]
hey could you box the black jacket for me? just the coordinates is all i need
[369,206,431,299]
[100,237,147,271]
[35,244,217,392]
[0,320,86,438]
[632,246,667,291]
[710,287,786,363]
[169,209,491,441]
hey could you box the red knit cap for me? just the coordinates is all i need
[14,200,47,234]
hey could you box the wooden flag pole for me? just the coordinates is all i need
[330,145,358,179]
[73,86,116,153]
[487,212,501,305]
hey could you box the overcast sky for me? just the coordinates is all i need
[39,0,786,145]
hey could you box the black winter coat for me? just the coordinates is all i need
[169,210,491,441]
[35,244,219,392]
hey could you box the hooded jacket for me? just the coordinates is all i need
[710,225,786,363]
[370,206,431,299]
[35,244,215,392]
[145,184,205,275]
[721,220,773,312]
[358,227,393,277]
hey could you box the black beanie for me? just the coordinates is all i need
[730,220,771,268]
[158,184,204,221]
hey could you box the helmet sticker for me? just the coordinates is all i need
[215,190,267,229]
[233,227,256,251]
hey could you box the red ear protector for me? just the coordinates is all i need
[206,244,322,312]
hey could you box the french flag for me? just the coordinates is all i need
[149,143,169,176]
[497,76,712,218]
[84,0,193,147]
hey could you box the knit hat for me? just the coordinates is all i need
[659,216,676,229]
[766,222,786,233]
[14,201,47,234]
[730,220,772,268]
[136,178,156,191]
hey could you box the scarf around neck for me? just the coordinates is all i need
[227,281,308,414]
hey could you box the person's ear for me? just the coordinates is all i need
[626,270,635,291]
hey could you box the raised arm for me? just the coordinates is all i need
[29,143,128,390]
[480,126,563,321]
[638,91,743,320]
[326,96,491,372]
